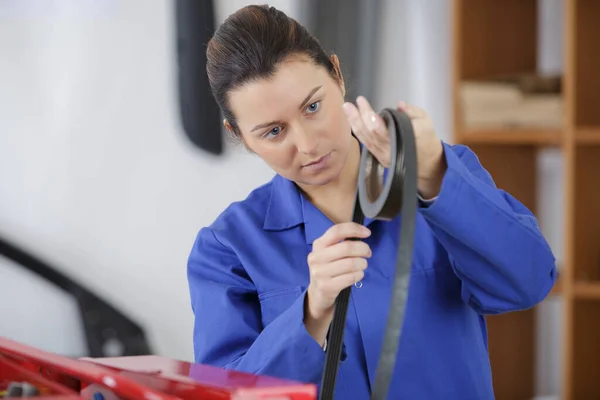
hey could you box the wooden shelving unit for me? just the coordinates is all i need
[460,128,563,146]
[452,1,600,399]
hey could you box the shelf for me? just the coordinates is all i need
[452,0,600,398]
[574,0,600,126]
[574,282,600,299]
[573,145,600,282]
[458,128,563,146]
[458,0,537,80]
[458,127,600,146]
[575,127,600,144]
[571,301,600,398]
[485,310,535,399]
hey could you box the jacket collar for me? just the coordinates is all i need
[263,174,374,245]
[263,174,304,232]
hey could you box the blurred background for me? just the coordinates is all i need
[1,0,596,399]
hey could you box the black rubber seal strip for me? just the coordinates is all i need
[319,108,417,400]
[0,236,152,358]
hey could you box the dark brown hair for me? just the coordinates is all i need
[206,5,339,138]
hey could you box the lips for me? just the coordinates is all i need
[303,152,331,168]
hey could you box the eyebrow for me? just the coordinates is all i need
[250,85,323,133]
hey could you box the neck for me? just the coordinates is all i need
[298,136,361,223]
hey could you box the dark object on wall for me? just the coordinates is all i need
[0,236,152,358]
[174,0,223,155]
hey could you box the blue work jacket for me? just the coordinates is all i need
[187,142,557,399]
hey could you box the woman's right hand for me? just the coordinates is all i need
[303,222,372,345]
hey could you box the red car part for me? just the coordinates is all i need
[0,336,316,399]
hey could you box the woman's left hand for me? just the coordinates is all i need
[343,96,447,199]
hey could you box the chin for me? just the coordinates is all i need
[296,163,345,187]
[300,174,337,187]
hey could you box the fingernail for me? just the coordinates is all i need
[342,103,352,115]
[363,227,371,236]
[369,113,379,129]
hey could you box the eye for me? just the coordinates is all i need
[306,101,321,114]
[263,126,282,139]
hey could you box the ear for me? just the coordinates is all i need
[329,54,345,97]
[223,119,233,133]
[223,118,255,154]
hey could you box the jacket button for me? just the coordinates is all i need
[354,281,363,289]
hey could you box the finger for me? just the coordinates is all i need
[356,96,385,133]
[312,257,368,278]
[313,222,371,250]
[343,102,371,140]
[321,270,365,294]
[343,101,385,156]
[344,101,387,165]
[312,240,372,264]
[356,96,388,145]
[398,101,427,119]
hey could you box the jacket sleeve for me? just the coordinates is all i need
[419,141,557,314]
[187,227,334,384]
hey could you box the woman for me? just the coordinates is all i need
[187,5,556,399]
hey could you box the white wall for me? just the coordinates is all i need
[0,0,296,360]
[0,0,565,397]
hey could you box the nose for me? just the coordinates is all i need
[294,126,319,155]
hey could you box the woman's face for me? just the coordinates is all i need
[226,55,354,188]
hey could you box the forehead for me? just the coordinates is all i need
[228,58,330,128]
